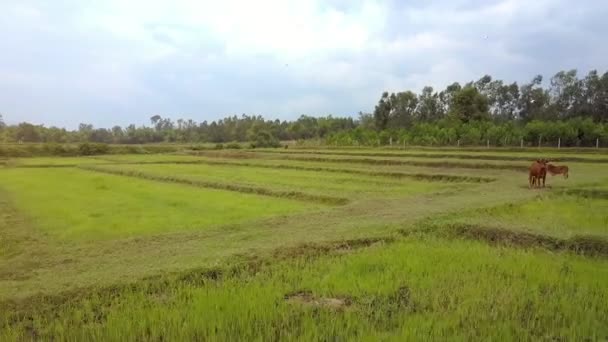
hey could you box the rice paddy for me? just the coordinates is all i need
[1,147,607,340]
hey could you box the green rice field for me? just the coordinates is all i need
[1,147,607,340]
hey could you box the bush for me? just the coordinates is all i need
[251,130,280,148]
[78,143,110,156]
[214,143,224,150]
[190,144,209,151]
[225,142,242,149]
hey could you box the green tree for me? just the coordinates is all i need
[550,69,583,118]
[150,115,162,129]
[388,91,418,128]
[357,112,375,130]
[518,75,551,121]
[449,86,489,123]
[373,92,391,130]
[15,123,41,142]
[439,82,462,114]
[415,86,443,122]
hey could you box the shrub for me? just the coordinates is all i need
[251,130,280,148]
[225,142,242,149]
[78,143,109,156]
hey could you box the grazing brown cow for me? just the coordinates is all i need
[547,164,569,179]
[529,159,548,188]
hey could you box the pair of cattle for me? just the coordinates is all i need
[528,159,569,188]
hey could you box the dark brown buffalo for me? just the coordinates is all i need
[547,164,569,179]
[529,159,548,188]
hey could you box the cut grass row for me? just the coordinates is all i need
[188,150,531,171]
[402,223,608,257]
[426,194,608,239]
[2,233,607,341]
[282,145,608,155]
[79,165,350,205]
[86,155,496,183]
[256,148,608,163]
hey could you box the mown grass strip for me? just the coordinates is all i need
[93,157,495,183]
[560,188,608,200]
[10,164,77,168]
[256,149,608,163]
[401,223,608,257]
[78,165,349,205]
[188,151,529,172]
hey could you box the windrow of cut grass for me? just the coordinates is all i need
[2,235,607,341]
[426,194,608,239]
[285,145,608,155]
[255,148,608,163]
[7,156,110,167]
[0,168,318,240]
[79,165,350,205]
[401,223,608,257]
[187,150,531,171]
[560,188,608,200]
[91,155,496,183]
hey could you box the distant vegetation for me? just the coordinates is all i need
[1,69,607,147]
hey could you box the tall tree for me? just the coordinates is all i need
[373,92,391,130]
[388,91,418,128]
[581,70,608,122]
[485,81,520,121]
[357,112,375,130]
[518,75,551,121]
[15,123,41,142]
[439,82,462,114]
[550,69,583,118]
[416,86,443,122]
[449,86,489,122]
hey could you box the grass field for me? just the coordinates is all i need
[0,168,319,240]
[1,147,607,340]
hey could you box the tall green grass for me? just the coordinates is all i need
[3,236,607,340]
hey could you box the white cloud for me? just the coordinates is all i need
[0,0,607,127]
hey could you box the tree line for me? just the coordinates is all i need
[1,69,607,147]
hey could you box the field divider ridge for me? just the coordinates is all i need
[187,151,529,172]
[77,165,349,206]
[558,188,608,200]
[399,223,608,257]
[170,155,497,183]
[254,149,608,163]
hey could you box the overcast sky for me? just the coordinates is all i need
[1,0,607,128]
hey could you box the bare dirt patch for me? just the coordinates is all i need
[285,290,352,310]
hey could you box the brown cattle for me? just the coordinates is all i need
[529,159,548,188]
[547,164,569,179]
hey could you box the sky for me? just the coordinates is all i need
[1,0,607,129]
